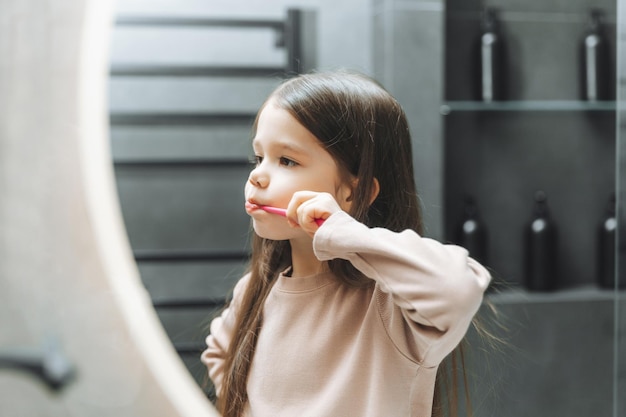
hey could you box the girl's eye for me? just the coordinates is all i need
[280,157,298,167]
[250,155,263,166]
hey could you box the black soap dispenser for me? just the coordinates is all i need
[524,191,558,291]
[581,9,609,101]
[478,7,504,102]
[597,194,616,289]
[456,196,488,265]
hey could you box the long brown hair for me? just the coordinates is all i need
[218,71,469,417]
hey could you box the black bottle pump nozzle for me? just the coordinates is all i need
[524,191,558,291]
[481,7,497,33]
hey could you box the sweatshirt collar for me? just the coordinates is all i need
[275,267,336,293]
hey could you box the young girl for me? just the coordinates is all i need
[201,71,491,417]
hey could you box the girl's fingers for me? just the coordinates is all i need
[287,191,341,233]
[285,191,316,225]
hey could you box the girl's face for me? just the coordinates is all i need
[245,99,351,241]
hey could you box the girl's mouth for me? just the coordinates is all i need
[245,201,262,213]
[245,201,288,218]
[245,201,324,225]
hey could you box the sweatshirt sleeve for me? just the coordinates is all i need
[313,211,491,367]
[201,274,250,397]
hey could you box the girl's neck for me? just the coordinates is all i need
[288,237,326,277]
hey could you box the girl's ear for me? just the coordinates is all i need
[343,177,380,206]
[369,177,380,205]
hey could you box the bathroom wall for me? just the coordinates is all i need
[373,0,446,239]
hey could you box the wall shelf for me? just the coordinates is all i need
[441,100,616,114]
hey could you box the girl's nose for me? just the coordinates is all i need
[248,169,268,188]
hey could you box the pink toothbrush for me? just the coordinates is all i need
[260,205,325,226]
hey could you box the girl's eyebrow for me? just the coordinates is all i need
[252,138,309,155]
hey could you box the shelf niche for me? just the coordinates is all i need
[443,5,617,291]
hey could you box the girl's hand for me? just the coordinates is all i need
[286,191,342,236]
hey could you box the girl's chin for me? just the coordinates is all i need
[252,221,307,241]
[252,223,292,241]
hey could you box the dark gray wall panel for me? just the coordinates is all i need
[111,125,253,160]
[114,165,251,251]
[139,260,247,301]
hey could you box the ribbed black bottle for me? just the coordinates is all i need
[597,194,616,289]
[581,9,609,101]
[456,196,488,265]
[524,191,558,291]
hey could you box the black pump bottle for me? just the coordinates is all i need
[597,194,616,289]
[581,9,609,101]
[479,8,504,102]
[456,196,488,265]
[524,191,558,291]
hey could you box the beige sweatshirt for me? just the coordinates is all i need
[202,211,491,417]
